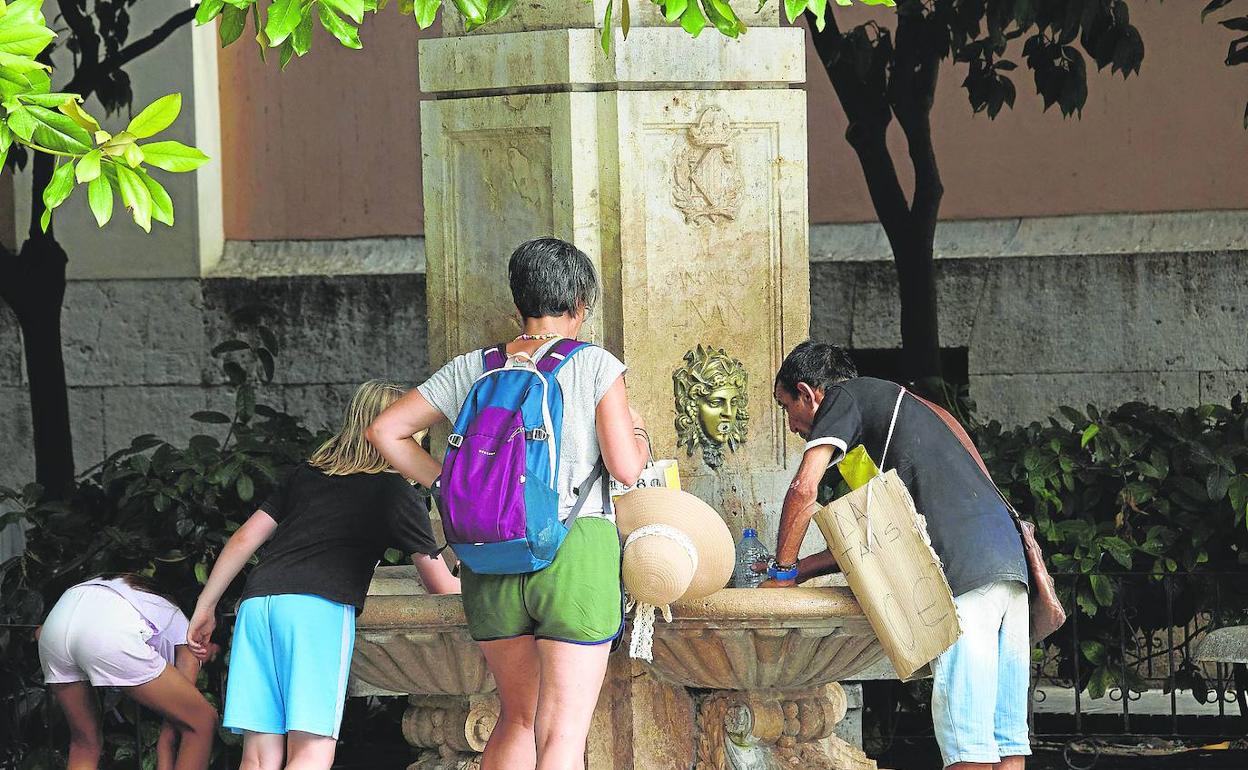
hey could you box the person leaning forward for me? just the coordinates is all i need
[761,340,1032,770]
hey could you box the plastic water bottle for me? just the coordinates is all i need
[732,528,769,588]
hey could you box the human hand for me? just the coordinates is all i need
[187,607,216,661]
[759,577,796,589]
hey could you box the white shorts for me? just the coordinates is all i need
[38,585,167,688]
[931,580,1032,767]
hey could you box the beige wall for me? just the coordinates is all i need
[219,4,1248,239]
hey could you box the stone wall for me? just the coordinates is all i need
[3,247,1247,494]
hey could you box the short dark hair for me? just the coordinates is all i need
[775,341,858,396]
[508,237,600,320]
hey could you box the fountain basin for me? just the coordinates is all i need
[349,569,884,697]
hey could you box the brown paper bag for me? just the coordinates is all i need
[812,469,961,680]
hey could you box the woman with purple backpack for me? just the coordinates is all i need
[368,237,651,770]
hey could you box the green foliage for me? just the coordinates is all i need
[195,0,892,59]
[975,397,1248,702]
[0,0,209,233]
[0,332,328,766]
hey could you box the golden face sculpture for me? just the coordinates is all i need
[674,345,750,469]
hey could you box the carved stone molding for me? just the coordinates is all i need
[672,107,745,226]
[401,694,499,770]
[694,686,876,770]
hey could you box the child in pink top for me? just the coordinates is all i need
[38,573,218,770]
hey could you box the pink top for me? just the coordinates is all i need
[80,578,190,666]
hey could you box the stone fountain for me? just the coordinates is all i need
[349,3,887,767]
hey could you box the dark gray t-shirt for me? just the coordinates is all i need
[807,377,1027,596]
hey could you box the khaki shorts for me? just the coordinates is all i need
[460,516,623,644]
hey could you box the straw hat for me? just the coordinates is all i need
[615,487,735,606]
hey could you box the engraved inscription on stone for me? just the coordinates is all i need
[671,107,744,226]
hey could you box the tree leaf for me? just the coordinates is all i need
[236,473,254,501]
[12,105,92,153]
[414,0,441,28]
[211,339,251,356]
[323,0,366,24]
[291,6,314,56]
[190,411,232,424]
[601,0,612,53]
[41,159,74,212]
[126,94,181,139]
[220,5,248,46]
[318,4,362,49]
[87,174,113,226]
[680,0,706,36]
[76,148,102,183]
[195,0,226,24]
[0,22,56,58]
[265,0,303,46]
[1080,424,1100,448]
[138,141,209,172]
[115,164,153,233]
[138,169,173,226]
[1089,573,1114,606]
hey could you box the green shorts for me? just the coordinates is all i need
[461,516,623,644]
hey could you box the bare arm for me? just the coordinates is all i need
[763,445,836,587]
[596,376,649,487]
[411,552,461,594]
[157,646,204,770]
[797,549,839,583]
[367,390,447,487]
[187,510,278,659]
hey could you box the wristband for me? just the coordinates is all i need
[767,562,799,581]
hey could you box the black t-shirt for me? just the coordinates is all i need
[241,463,439,612]
[808,377,1027,596]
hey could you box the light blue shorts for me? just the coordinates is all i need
[223,594,355,739]
[931,580,1032,767]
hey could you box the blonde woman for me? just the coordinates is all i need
[188,380,459,770]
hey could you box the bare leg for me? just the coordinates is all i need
[240,732,286,770]
[48,682,102,770]
[947,763,995,770]
[996,756,1025,769]
[478,636,541,770]
[533,639,611,770]
[284,731,337,770]
[125,667,218,770]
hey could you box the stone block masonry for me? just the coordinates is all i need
[2,247,1247,493]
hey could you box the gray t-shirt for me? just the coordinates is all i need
[418,340,627,521]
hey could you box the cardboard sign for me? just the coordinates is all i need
[812,469,961,680]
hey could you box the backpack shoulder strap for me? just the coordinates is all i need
[482,344,508,372]
[536,338,592,375]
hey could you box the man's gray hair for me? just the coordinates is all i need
[508,237,600,320]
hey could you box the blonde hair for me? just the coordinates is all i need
[309,379,406,476]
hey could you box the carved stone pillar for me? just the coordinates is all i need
[419,4,811,537]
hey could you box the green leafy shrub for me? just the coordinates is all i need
[977,397,1248,701]
[0,331,328,767]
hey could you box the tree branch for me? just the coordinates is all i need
[63,6,197,96]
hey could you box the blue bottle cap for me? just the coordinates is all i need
[742,528,757,538]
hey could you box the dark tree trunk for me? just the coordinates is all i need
[0,153,74,498]
[810,13,946,390]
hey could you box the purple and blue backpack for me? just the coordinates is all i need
[434,338,608,575]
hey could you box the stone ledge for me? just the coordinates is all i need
[810,210,1248,263]
[207,237,424,278]
[419,27,805,95]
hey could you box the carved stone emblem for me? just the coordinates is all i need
[672,107,744,225]
[674,345,749,470]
